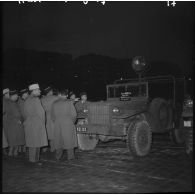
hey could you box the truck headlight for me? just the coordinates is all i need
[184,99,193,107]
[83,109,88,113]
[77,118,88,125]
[113,107,119,113]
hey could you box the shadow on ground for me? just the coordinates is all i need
[2,133,193,193]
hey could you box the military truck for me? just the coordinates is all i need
[76,57,185,157]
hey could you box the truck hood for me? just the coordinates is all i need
[86,99,148,118]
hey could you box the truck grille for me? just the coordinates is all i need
[88,104,110,125]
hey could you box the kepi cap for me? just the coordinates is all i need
[69,91,75,97]
[29,84,40,91]
[20,88,29,95]
[60,89,69,96]
[3,88,9,95]
[80,92,87,97]
[9,90,18,96]
[44,86,53,94]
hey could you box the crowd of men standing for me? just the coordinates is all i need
[2,84,89,164]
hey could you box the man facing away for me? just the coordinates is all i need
[23,83,48,163]
[2,88,10,154]
[18,88,29,153]
[51,89,77,161]
[41,86,59,152]
[69,91,79,105]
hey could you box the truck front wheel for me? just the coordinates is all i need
[127,120,152,157]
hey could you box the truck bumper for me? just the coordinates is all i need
[76,124,127,136]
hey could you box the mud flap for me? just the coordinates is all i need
[77,134,98,150]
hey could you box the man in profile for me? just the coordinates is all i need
[51,89,77,161]
[75,92,89,117]
[3,88,10,154]
[23,84,48,164]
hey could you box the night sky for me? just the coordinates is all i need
[2,2,194,75]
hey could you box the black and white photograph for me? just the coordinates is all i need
[2,1,194,193]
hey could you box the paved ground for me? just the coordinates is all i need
[2,133,193,193]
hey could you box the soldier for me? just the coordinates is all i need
[23,84,48,163]
[18,88,29,153]
[51,89,77,161]
[69,91,79,105]
[3,129,8,150]
[75,92,89,116]
[41,86,59,152]
[18,89,29,116]
[2,88,10,155]
[4,90,25,156]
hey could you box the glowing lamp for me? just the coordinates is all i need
[132,56,147,73]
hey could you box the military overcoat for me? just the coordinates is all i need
[18,98,26,122]
[23,96,48,147]
[3,99,25,146]
[41,95,58,140]
[51,99,77,150]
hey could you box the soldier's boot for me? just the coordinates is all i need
[8,147,14,156]
[29,147,37,162]
[67,148,75,160]
[35,148,42,165]
[23,146,26,153]
[50,140,55,152]
[55,149,63,161]
[13,146,18,156]
[18,146,22,153]
[26,147,29,158]
[42,147,48,153]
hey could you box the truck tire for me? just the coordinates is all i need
[77,134,98,150]
[127,119,152,157]
[149,98,169,132]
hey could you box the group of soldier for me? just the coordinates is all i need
[2,84,88,164]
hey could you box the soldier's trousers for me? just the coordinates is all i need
[55,148,75,160]
[29,147,40,162]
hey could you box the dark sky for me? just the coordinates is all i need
[2,2,195,75]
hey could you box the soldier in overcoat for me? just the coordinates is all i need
[23,84,48,163]
[69,91,79,105]
[18,89,29,120]
[2,88,9,154]
[3,130,8,149]
[41,86,58,152]
[51,89,77,161]
[18,88,29,153]
[4,90,25,156]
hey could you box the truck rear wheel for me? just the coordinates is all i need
[149,98,169,132]
[77,134,98,150]
[127,120,152,157]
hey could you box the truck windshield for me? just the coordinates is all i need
[108,83,147,98]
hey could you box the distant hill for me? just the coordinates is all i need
[2,48,187,100]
